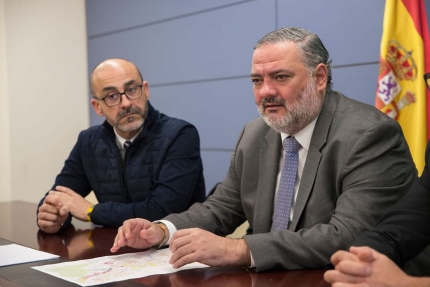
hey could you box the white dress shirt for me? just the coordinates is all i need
[113,127,143,159]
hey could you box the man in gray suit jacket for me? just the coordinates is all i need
[110,27,416,272]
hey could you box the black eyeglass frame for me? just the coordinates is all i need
[95,84,144,107]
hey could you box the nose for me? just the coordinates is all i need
[120,93,132,108]
[258,79,277,98]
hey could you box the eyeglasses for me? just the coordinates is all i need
[424,73,430,91]
[96,85,144,107]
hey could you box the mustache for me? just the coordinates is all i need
[116,106,142,121]
[261,97,286,108]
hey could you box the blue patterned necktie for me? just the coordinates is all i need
[124,140,132,151]
[271,136,301,231]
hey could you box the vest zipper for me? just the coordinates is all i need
[121,149,132,202]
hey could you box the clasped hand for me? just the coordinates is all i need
[324,246,415,287]
[37,186,92,233]
[111,219,251,268]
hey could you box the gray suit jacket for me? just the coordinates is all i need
[165,90,416,271]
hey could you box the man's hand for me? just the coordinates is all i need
[169,228,251,268]
[37,192,70,234]
[324,246,415,287]
[49,186,92,221]
[110,218,165,252]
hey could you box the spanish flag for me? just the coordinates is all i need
[376,0,430,174]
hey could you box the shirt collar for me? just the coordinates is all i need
[114,126,143,148]
[280,116,319,151]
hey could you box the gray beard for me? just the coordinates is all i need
[116,116,145,132]
[107,101,148,133]
[257,78,323,135]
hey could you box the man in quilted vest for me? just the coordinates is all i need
[37,58,206,234]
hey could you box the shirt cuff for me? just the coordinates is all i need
[250,251,256,267]
[154,220,177,246]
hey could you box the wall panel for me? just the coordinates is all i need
[141,78,257,149]
[87,0,275,85]
[201,151,232,196]
[331,64,380,106]
[277,0,384,65]
[86,0,253,37]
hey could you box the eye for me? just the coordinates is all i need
[251,78,261,84]
[127,87,137,93]
[106,94,119,101]
[275,75,288,80]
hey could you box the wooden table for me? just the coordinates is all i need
[0,201,330,286]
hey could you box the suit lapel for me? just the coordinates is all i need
[253,128,282,233]
[290,91,338,231]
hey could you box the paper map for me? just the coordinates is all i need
[32,249,208,286]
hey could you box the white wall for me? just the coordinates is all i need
[0,0,89,203]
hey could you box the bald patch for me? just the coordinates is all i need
[90,58,143,96]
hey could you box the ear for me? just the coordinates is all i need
[314,63,328,93]
[91,99,104,116]
[143,81,150,100]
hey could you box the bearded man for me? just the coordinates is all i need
[37,58,206,234]
[110,27,416,271]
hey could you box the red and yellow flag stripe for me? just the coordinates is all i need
[375,0,430,174]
